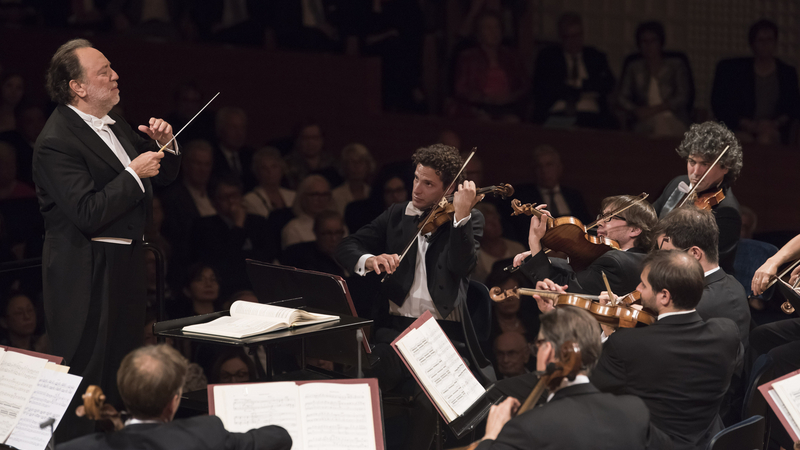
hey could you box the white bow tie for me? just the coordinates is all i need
[91,115,116,132]
[405,202,425,217]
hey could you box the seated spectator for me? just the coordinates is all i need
[0,102,45,185]
[617,21,691,136]
[212,107,256,190]
[221,289,258,311]
[455,0,522,48]
[452,12,527,121]
[209,347,257,384]
[58,344,291,450]
[332,143,374,215]
[281,174,335,249]
[532,12,616,128]
[191,176,270,295]
[472,203,525,282]
[0,291,43,351]
[344,162,412,233]
[284,120,341,189]
[243,146,295,219]
[485,267,540,346]
[0,142,35,200]
[145,195,172,258]
[493,331,531,379]
[163,83,216,143]
[168,263,221,319]
[712,19,800,144]
[0,73,24,133]
[500,145,590,243]
[740,205,757,239]
[282,210,348,277]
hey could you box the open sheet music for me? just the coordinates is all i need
[211,379,383,450]
[760,368,800,446]
[391,311,485,423]
[182,301,338,339]
[0,347,81,450]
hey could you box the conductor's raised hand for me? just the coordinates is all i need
[128,151,165,179]
[138,117,174,148]
[453,180,481,222]
[366,253,400,275]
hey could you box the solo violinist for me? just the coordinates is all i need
[335,143,482,450]
[512,194,658,307]
[651,121,743,273]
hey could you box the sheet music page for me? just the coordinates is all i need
[773,374,800,431]
[230,301,296,320]
[183,316,286,338]
[214,382,304,450]
[299,383,376,450]
[769,389,800,439]
[396,319,485,421]
[5,370,81,450]
[0,351,47,442]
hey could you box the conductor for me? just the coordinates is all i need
[33,39,181,440]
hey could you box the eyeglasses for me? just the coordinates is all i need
[596,213,626,223]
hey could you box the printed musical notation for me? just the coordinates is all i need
[0,351,47,442]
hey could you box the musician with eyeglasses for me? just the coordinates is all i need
[512,194,658,313]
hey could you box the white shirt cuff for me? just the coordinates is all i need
[355,254,375,276]
[600,330,609,343]
[453,213,471,228]
[158,140,179,155]
[125,167,145,192]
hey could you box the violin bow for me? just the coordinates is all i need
[676,145,729,208]
[381,148,476,283]
[157,92,220,153]
[586,192,648,231]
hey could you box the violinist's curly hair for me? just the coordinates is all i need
[676,122,743,187]
[412,144,464,187]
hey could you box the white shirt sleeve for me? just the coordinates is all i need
[125,167,145,193]
[355,253,376,276]
[453,213,471,228]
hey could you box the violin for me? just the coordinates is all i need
[693,188,725,211]
[677,145,729,211]
[76,385,126,431]
[418,184,514,235]
[490,286,655,328]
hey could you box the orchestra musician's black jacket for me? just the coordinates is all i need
[591,312,740,450]
[56,415,291,450]
[335,201,483,321]
[652,175,741,273]
[475,383,667,450]
[518,247,646,295]
[698,268,751,347]
[33,104,181,366]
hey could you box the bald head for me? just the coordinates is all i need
[117,344,187,420]
[643,250,705,310]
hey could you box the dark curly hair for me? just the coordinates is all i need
[46,38,93,105]
[676,122,743,187]
[411,144,464,187]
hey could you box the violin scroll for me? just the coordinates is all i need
[489,286,518,302]
[76,385,125,431]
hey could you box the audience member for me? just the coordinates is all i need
[485,267,540,345]
[532,12,616,128]
[168,263,220,319]
[0,142,36,200]
[281,174,335,249]
[592,250,740,450]
[344,162,412,241]
[145,246,174,311]
[332,143,374,215]
[209,347,257,384]
[453,12,527,121]
[243,146,295,218]
[472,203,525,282]
[0,73,24,133]
[617,21,691,136]
[282,210,348,277]
[284,120,341,189]
[163,83,216,143]
[493,331,530,379]
[0,291,43,351]
[220,289,258,311]
[0,103,45,185]
[212,107,256,190]
[711,19,800,144]
[740,205,757,239]
[58,344,292,450]
[456,0,522,47]
[191,175,270,295]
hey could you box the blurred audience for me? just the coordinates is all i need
[163,82,216,143]
[532,12,616,128]
[493,331,531,379]
[107,0,190,42]
[0,142,35,201]
[270,0,344,52]
[617,21,691,136]
[740,205,758,240]
[472,203,525,283]
[243,147,296,219]
[212,107,256,190]
[282,174,335,248]
[285,120,341,189]
[344,162,411,233]
[332,143,375,215]
[0,103,45,185]
[168,263,221,319]
[0,291,43,352]
[192,0,268,46]
[282,210,348,277]
[0,73,24,133]
[712,19,800,144]
[209,347,257,384]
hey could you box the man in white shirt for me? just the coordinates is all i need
[33,38,181,441]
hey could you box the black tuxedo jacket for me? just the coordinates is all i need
[697,268,751,347]
[532,45,616,123]
[652,175,741,273]
[475,383,659,450]
[33,104,180,362]
[519,247,646,295]
[335,201,483,319]
[57,415,291,450]
[592,312,740,450]
[499,183,590,244]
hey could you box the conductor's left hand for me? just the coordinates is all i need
[138,117,174,148]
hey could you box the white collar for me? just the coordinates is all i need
[547,374,590,402]
[68,104,116,131]
[657,309,696,321]
[126,417,164,426]
[405,201,425,217]
[704,266,721,277]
